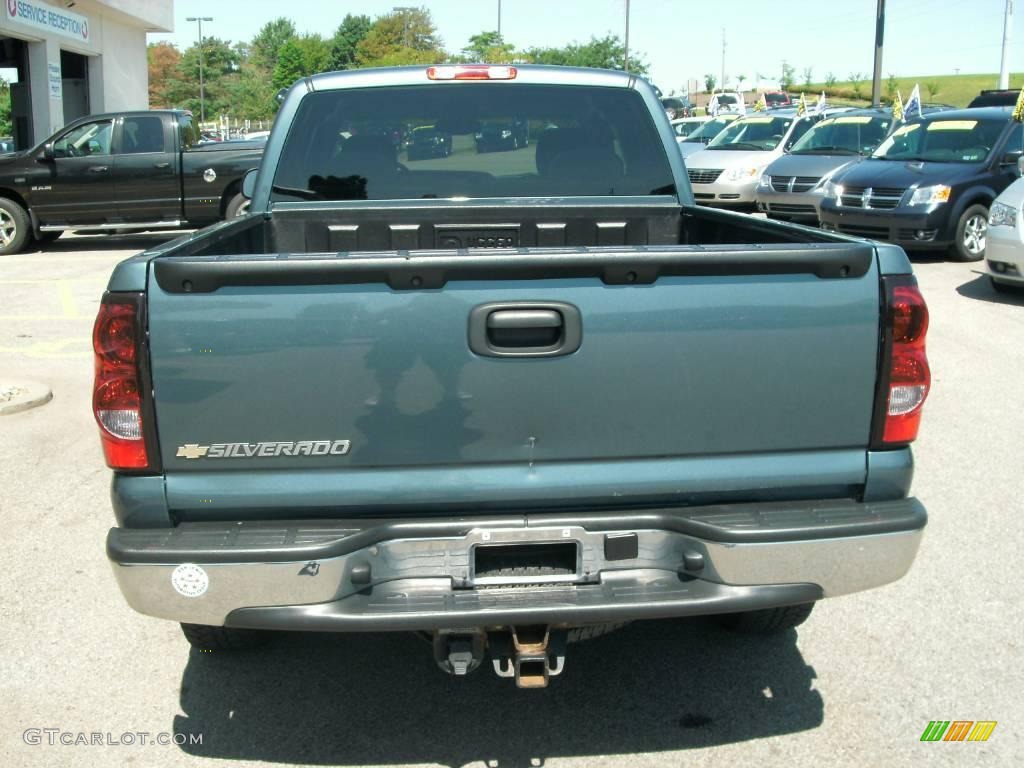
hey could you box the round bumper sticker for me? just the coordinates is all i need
[171,563,209,598]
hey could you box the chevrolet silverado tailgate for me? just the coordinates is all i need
[146,244,881,513]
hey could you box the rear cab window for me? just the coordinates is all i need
[270,83,676,202]
[120,115,167,154]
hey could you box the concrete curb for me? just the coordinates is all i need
[0,381,54,415]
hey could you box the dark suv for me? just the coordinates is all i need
[819,107,1023,261]
[967,89,1020,108]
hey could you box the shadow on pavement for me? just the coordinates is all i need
[173,618,823,766]
[956,273,1024,306]
[24,231,188,254]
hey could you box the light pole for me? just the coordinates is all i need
[186,16,213,123]
[393,7,415,47]
[497,0,502,40]
[623,0,630,72]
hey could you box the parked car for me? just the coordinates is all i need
[763,92,792,108]
[684,108,827,209]
[661,96,694,119]
[98,64,930,688]
[967,89,1021,108]
[756,108,894,222]
[677,113,741,158]
[0,109,263,255]
[982,174,1024,291]
[475,120,529,152]
[819,107,1022,261]
[713,92,746,114]
[671,116,710,142]
[406,125,453,159]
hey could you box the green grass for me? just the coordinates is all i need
[797,73,1024,108]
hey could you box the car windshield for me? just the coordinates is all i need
[766,94,788,105]
[706,116,793,151]
[789,115,892,155]
[871,118,1006,163]
[673,120,705,137]
[683,116,737,142]
[271,83,676,201]
[717,95,738,106]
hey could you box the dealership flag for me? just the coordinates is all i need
[708,93,720,117]
[905,84,922,119]
[796,93,809,117]
[737,95,747,115]
[892,90,904,122]
[815,91,827,116]
[1013,86,1024,121]
[754,93,767,112]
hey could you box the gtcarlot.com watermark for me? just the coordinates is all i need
[23,729,202,747]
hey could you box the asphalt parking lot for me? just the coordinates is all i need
[2,234,1022,768]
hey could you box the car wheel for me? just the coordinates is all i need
[0,197,31,256]
[952,204,989,262]
[715,602,815,633]
[180,623,268,651]
[225,192,250,219]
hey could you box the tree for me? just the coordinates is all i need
[225,69,277,120]
[272,38,306,91]
[802,66,813,87]
[172,37,240,117]
[526,35,646,75]
[356,7,444,67]
[780,61,796,91]
[328,14,372,71]
[848,71,865,100]
[251,18,296,72]
[147,42,181,108]
[825,71,838,88]
[736,73,747,91]
[295,34,331,76]
[925,80,940,99]
[885,73,898,102]
[704,73,717,93]
[461,31,517,63]
[0,77,12,136]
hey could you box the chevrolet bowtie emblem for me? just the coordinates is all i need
[176,443,210,459]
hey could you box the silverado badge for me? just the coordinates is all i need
[176,440,351,459]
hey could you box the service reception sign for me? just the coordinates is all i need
[6,0,90,43]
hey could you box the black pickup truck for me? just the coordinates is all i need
[0,110,263,255]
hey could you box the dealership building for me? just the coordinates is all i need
[1,0,172,149]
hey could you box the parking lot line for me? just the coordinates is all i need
[56,280,80,319]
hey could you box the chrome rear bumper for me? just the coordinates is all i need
[108,497,926,630]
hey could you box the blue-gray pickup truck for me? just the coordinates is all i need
[94,65,931,688]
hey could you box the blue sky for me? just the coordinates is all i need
[148,0,1019,93]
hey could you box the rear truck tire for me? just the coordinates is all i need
[224,192,250,219]
[180,622,268,651]
[715,602,815,633]
[951,204,989,262]
[0,197,31,256]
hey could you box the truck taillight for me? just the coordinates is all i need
[426,65,517,80]
[93,293,157,471]
[872,276,931,447]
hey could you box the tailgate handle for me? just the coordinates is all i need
[469,302,582,358]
